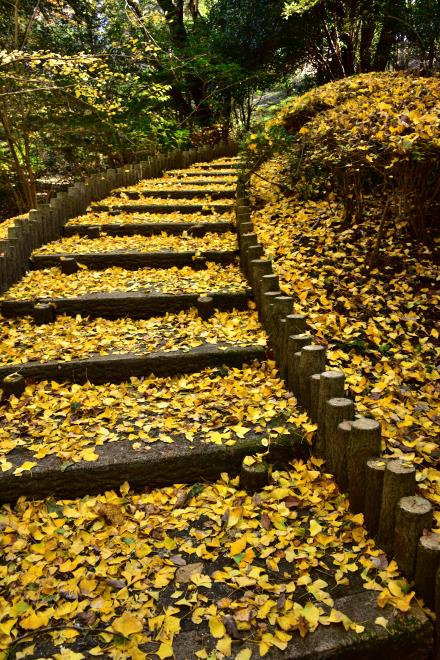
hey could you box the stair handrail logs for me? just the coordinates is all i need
[0,141,238,292]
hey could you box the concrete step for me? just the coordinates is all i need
[1,289,252,319]
[0,342,265,385]
[30,249,238,270]
[167,169,236,177]
[63,220,235,237]
[92,202,234,214]
[118,189,235,200]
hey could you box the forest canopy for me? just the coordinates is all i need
[0,0,439,216]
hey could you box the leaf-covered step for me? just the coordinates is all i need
[30,249,238,270]
[63,220,235,237]
[166,169,236,177]
[1,289,251,319]
[91,202,233,214]
[0,308,265,364]
[0,361,305,501]
[31,230,238,269]
[0,343,266,385]
[0,424,303,502]
[116,188,235,199]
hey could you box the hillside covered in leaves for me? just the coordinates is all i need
[244,71,439,526]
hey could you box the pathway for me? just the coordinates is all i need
[0,156,433,659]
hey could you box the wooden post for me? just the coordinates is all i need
[33,302,55,325]
[60,257,79,275]
[297,345,326,411]
[394,496,433,579]
[364,457,387,536]
[249,260,273,299]
[279,315,307,380]
[86,226,100,239]
[240,233,258,274]
[240,458,270,492]
[261,290,282,329]
[415,533,440,609]
[197,295,214,320]
[315,371,346,458]
[287,334,312,393]
[324,397,355,472]
[2,374,25,397]
[333,420,353,490]
[238,221,253,247]
[269,296,293,361]
[247,245,263,267]
[309,374,321,422]
[236,205,250,230]
[345,418,381,511]
[377,459,416,555]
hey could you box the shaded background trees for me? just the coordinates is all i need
[1,0,439,218]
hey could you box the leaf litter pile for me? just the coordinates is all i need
[0,361,307,469]
[249,156,439,525]
[34,232,238,256]
[0,308,266,365]
[0,463,415,659]
[66,210,234,227]
[2,263,248,300]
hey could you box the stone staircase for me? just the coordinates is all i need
[0,155,433,659]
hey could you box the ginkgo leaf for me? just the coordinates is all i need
[112,612,143,636]
[209,616,226,639]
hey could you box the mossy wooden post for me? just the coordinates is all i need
[240,233,258,274]
[247,245,264,274]
[280,315,307,380]
[310,374,321,422]
[414,533,440,609]
[333,420,352,490]
[2,374,25,397]
[33,303,55,325]
[261,291,282,330]
[287,334,312,393]
[377,459,416,555]
[238,222,253,248]
[269,296,293,361]
[28,209,44,247]
[325,398,354,472]
[364,458,387,536]
[0,255,7,292]
[60,257,79,275]
[394,496,433,579]
[7,227,24,278]
[240,458,270,492]
[249,259,272,298]
[256,273,278,318]
[236,205,250,231]
[298,345,326,411]
[315,371,346,458]
[346,418,381,512]
[197,295,214,320]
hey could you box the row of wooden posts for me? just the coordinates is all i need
[235,177,440,642]
[0,142,237,293]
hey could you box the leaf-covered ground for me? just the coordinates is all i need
[2,263,248,300]
[65,210,234,227]
[119,179,235,193]
[0,462,414,659]
[0,308,265,365]
[250,155,440,527]
[0,360,309,469]
[34,232,238,256]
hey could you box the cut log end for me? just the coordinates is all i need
[33,302,55,325]
[240,459,271,492]
[60,256,79,275]
[2,373,26,398]
[197,295,214,320]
